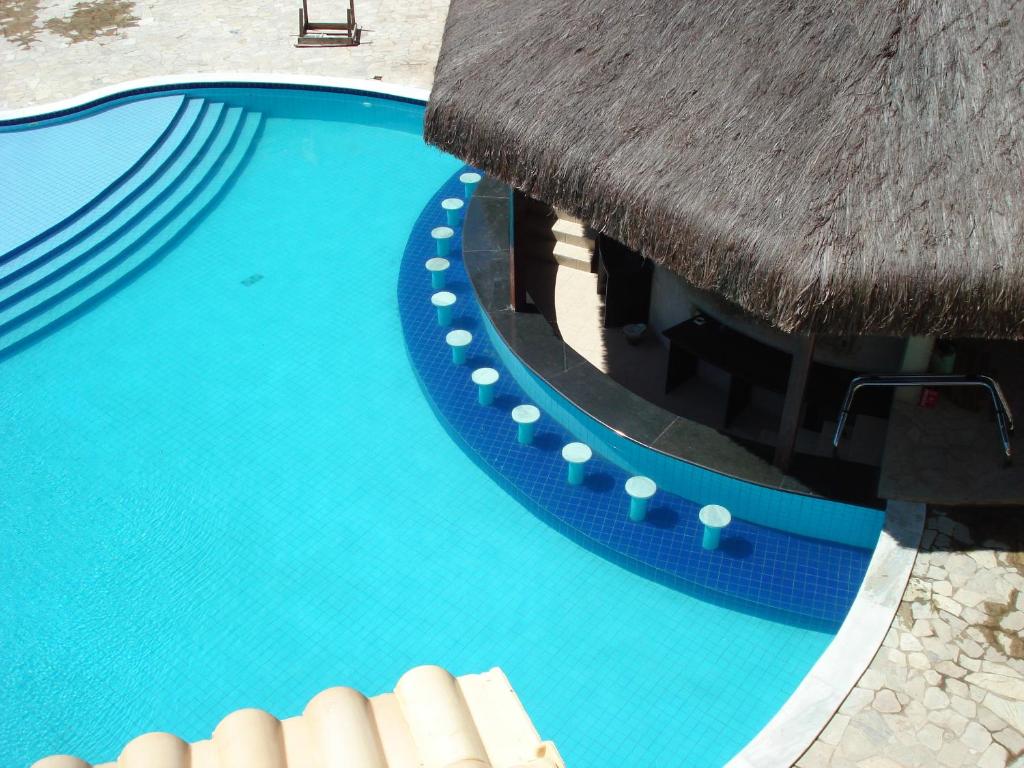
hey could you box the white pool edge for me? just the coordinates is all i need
[0,73,429,122]
[726,500,925,768]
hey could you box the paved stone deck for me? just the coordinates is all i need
[1,0,449,109]
[3,6,1023,766]
[799,507,1024,768]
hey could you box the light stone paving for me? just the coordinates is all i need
[798,508,1024,768]
[1,0,451,110]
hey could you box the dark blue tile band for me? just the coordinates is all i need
[398,170,873,630]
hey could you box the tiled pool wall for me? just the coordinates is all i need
[399,170,878,630]
[484,317,885,550]
[178,87,427,135]
[0,79,428,130]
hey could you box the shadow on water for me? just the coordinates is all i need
[490,393,518,411]
[451,313,478,330]
[462,353,492,369]
[531,431,563,453]
[583,471,615,493]
[720,536,754,560]
[645,505,680,529]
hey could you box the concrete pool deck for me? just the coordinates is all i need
[1,0,447,109]
[798,508,1024,768]
[3,4,1022,767]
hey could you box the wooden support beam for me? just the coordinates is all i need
[774,334,816,472]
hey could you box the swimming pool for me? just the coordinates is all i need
[0,85,872,767]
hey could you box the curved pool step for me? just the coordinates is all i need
[0,100,228,301]
[0,94,188,259]
[0,110,263,356]
[0,97,207,280]
[0,103,238,330]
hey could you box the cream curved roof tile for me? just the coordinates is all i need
[119,731,190,768]
[303,686,388,767]
[31,758,92,768]
[32,667,564,768]
[397,665,490,767]
[214,707,286,768]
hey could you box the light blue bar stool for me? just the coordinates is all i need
[431,291,456,326]
[561,442,592,485]
[442,197,464,227]
[699,504,732,550]
[472,367,499,405]
[625,476,657,522]
[425,257,450,289]
[431,226,454,256]
[512,404,540,445]
[446,329,472,365]
[460,171,482,199]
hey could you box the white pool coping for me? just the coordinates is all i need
[727,500,925,768]
[0,73,429,123]
[2,76,927,768]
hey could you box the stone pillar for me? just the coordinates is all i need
[896,336,935,402]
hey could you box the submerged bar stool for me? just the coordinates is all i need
[460,171,482,199]
[625,476,657,522]
[472,367,500,405]
[446,329,472,365]
[512,404,540,445]
[432,226,454,256]
[561,442,592,486]
[699,504,732,550]
[425,257,450,289]
[441,197,465,227]
[431,291,456,326]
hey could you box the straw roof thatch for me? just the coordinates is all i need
[424,1,1024,339]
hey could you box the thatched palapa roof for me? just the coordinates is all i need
[424,1,1024,339]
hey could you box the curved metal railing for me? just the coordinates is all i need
[833,374,1015,463]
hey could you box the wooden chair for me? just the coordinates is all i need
[297,0,361,47]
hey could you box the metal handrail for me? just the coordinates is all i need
[833,374,1015,462]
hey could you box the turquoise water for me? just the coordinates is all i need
[0,90,833,767]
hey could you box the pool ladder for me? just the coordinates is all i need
[833,374,1015,464]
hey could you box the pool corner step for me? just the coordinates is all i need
[0,107,264,358]
[0,99,228,299]
[0,94,188,259]
[0,98,209,279]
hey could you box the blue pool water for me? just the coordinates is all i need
[1,88,855,767]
